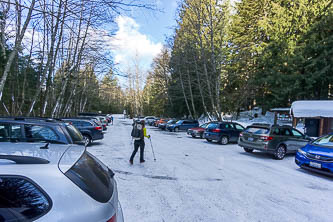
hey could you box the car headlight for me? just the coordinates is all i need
[298,149,307,156]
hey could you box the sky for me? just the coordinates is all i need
[109,0,178,83]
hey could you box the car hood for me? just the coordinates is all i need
[302,144,333,157]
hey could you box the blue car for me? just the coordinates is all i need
[295,133,333,176]
[204,122,245,145]
[167,120,199,132]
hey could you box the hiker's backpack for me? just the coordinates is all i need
[131,123,143,139]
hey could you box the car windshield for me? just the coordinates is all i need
[176,120,183,124]
[312,135,333,148]
[245,127,270,135]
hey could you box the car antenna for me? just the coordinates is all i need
[40,143,49,149]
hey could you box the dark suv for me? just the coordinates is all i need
[62,119,104,145]
[238,123,311,159]
[204,122,245,145]
[0,118,84,145]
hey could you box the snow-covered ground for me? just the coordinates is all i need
[88,115,333,222]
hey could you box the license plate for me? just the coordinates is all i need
[309,162,321,169]
[248,137,254,141]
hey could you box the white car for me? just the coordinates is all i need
[0,143,123,222]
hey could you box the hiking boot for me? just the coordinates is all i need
[140,160,145,163]
[129,159,133,165]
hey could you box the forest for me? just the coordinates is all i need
[142,0,333,119]
[1,0,333,118]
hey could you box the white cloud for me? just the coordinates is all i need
[110,16,162,70]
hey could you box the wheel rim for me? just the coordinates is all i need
[277,146,285,159]
[221,137,228,145]
[84,136,90,145]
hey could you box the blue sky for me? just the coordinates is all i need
[109,0,178,81]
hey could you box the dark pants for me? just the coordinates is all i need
[130,140,145,161]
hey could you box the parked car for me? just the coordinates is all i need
[187,122,210,138]
[148,118,159,126]
[0,118,84,145]
[295,133,333,176]
[62,119,104,145]
[167,119,199,132]
[144,116,156,124]
[161,119,177,131]
[158,119,169,129]
[154,118,165,127]
[238,123,311,159]
[0,143,124,222]
[205,122,245,144]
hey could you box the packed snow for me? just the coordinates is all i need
[88,115,333,222]
[291,100,333,118]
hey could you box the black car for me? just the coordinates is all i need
[62,119,104,145]
[0,118,84,145]
[204,122,245,145]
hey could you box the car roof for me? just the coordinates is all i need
[0,143,85,167]
[0,118,66,126]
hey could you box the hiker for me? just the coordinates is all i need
[130,120,150,164]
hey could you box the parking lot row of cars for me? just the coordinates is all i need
[0,114,124,222]
[145,116,333,177]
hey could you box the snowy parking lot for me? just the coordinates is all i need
[88,116,333,222]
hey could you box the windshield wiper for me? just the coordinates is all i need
[27,138,67,144]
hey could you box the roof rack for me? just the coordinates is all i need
[0,155,49,164]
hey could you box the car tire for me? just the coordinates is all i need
[83,135,92,146]
[244,148,254,153]
[174,127,179,132]
[220,136,229,145]
[200,133,203,139]
[274,145,286,160]
[206,139,212,142]
[191,135,196,138]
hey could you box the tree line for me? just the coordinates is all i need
[143,0,333,119]
[0,0,155,117]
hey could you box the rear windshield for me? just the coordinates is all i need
[245,127,270,135]
[208,123,219,129]
[65,124,83,143]
[313,135,333,148]
[0,176,52,221]
[65,151,114,203]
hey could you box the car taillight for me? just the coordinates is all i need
[107,214,116,222]
[260,136,273,141]
[95,126,102,130]
[212,129,221,133]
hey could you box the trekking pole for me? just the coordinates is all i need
[149,137,156,161]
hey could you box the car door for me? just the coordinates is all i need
[224,123,235,141]
[180,121,190,130]
[233,123,245,141]
[280,128,294,151]
[291,129,309,151]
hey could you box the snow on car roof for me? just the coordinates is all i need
[291,100,333,118]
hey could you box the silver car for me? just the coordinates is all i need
[0,143,123,222]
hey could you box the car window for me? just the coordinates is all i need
[234,124,244,130]
[24,125,59,141]
[208,123,219,129]
[82,121,92,127]
[271,128,280,135]
[224,124,234,129]
[245,127,270,135]
[176,120,183,124]
[0,176,52,221]
[281,128,292,136]
[65,124,83,143]
[200,123,208,128]
[0,124,9,141]
[291,129,303,137]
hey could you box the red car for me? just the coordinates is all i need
[187,122,210,138]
